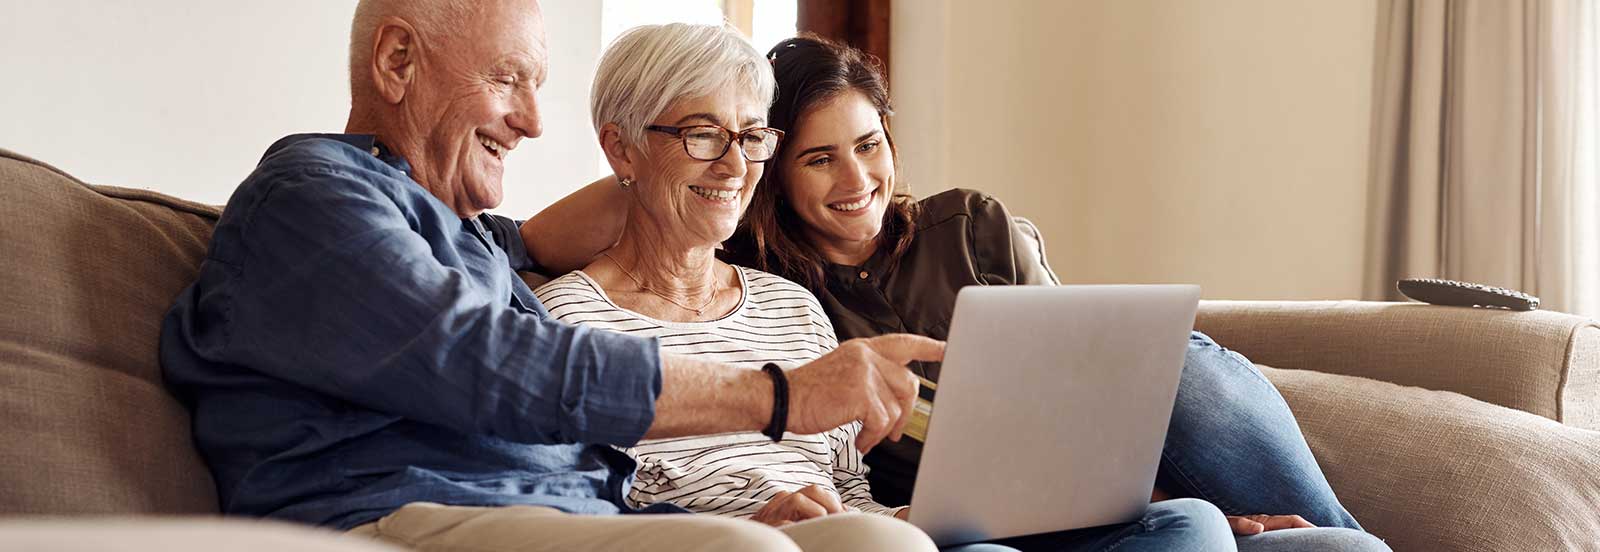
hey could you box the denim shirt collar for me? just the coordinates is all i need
[265,133,413,176]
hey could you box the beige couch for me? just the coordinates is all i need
[2,147,1598,551]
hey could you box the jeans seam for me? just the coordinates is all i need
[1162,444,1242,516]
[1170,334,1247,515]
[1161,365,1278,516]
[1206,336,1276,389]
[1099,516,1154,552]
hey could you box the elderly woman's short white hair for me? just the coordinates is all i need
[591,24,776,148]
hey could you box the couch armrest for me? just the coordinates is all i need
[1194,300,1600,430]
[1010,216,1061,285]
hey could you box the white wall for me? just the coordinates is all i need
[893,0,1378,300]
[5,1,1377,299]
[0,1,605,220]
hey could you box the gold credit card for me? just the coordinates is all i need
[903,377,937,442]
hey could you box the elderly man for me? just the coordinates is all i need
[158,1,939,551]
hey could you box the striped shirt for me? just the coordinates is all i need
[534,266,903,519]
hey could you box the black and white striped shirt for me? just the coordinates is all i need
[534,266,902,519]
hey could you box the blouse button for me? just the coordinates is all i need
[858,270,870,280]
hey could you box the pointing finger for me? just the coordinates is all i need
[865,334,946,365]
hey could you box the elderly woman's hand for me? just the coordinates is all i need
[749,485,846,527]
[785,334,945,452]
[1227,514,1315,535]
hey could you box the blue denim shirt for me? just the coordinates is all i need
[160,134,666,529]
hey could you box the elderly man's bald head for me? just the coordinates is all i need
[348,0,476,101]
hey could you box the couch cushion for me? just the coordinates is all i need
[0,148,222,514]
[1264,364,1600,552]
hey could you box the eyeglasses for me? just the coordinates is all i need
[645,124,785,163]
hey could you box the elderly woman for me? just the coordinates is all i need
[533,23,1246,552]
[530,24,933,552]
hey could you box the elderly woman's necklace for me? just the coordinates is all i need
[603,252,722,316]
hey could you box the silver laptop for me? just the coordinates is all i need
[907,285,1200,546]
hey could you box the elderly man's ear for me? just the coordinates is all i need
[369,18,419,105]
[599,123,638,184]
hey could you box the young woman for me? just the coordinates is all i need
[534,24,936,552]
[735,33,1368,526]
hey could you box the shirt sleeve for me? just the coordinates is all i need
[969,192,1061,286]
[829,421,907,517]
[811,295,840,351]
[220,166,661,447]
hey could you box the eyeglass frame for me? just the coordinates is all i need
[644,124,786,163]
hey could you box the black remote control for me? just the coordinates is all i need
[1397,278,1539,311]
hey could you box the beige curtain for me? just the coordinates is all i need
[1365,0,1598,317]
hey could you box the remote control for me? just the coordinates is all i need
[1397,278,1539,311]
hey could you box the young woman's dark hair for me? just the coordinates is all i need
[741,34,921,293]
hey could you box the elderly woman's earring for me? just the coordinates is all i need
[619,177,634,188]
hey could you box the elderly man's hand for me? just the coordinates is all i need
[786,334,944,452]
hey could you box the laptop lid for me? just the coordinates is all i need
[907,285,1200,546]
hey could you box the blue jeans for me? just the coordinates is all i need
[940,499,1231,551]
[939,498,1387,551]
[1158,332,1360,530]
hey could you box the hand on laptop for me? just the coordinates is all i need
[1227,514,1315,535]
[750,484,846,527]
[786,334,945,453]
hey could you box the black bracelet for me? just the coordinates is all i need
[761,363,788,442]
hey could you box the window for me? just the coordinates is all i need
[601,0,797,58]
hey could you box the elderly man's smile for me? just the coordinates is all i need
[477,133,511,160]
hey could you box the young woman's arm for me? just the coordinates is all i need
[519,175,628,274]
